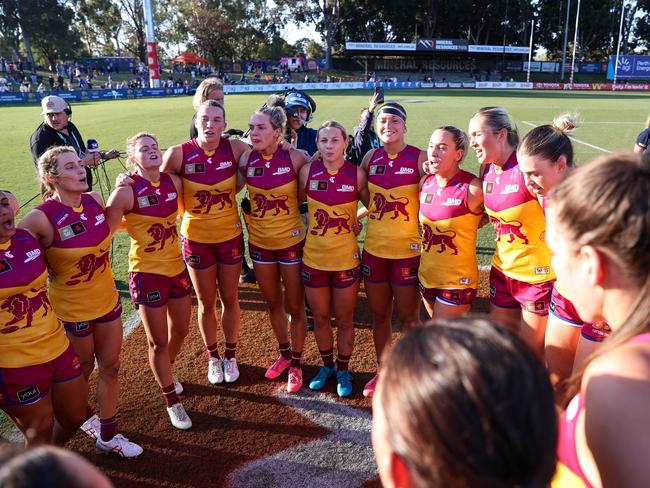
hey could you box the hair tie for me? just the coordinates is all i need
[378,106,406,121]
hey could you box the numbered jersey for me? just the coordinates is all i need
[245,147,305,250]
[179,138,241,244]
[482,152,554,284]
[0,229,68,368]
[37,194,118,322]
[365,145,421,259]
[303,160,360,271]
[418,170,482,289]
[123,173,185,276]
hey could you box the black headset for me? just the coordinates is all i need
[64,102,72,116]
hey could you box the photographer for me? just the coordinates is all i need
[349,90,383,166]
[285,91,318,156]
[29,96,119,191]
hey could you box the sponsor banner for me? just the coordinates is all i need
[469,45,530,54]
[475,81,532,89]
[345,42,416,51]
[417,39,468,52]
[607,55,650,80]
[533,82,649,91]
[579,62,605,74]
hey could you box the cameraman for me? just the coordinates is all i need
[29,96,119,191]
[285,91,318,156]
[349,90,382,166]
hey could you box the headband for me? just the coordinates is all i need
[378,106,406,121]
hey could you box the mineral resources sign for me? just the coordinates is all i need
[345,42,416,51]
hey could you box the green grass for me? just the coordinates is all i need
[1,88,648,306]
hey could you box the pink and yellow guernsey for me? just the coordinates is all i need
[37,194,119,322]
[179,138,241,244]
[482,152,554,284]
[245,147,305,250]
[418,170,483,289]
[0,229,68,367]
[365,145,421,258]
[123,172,185,277]
[303,160,360,271]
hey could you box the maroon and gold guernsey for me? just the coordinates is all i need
[303,160,360,271]
[418,170,483,290]
[123,173,185,277]
[365,145,421,258]
[179,138,241,244]
[38,194,119,322]
[0,229,68,368]
[245,147,305,250]
[482,152,554,284]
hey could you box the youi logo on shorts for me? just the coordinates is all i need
[17,385,40,403]
[147,291,161,302]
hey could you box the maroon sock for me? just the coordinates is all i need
[99,416,118,442]
[336,354,351,371]
[225,342,237,360]
[161,384,180,408]
[279,342,291,360]
[207,343,220,360]
[86,404,95,419]
[290,350,302,368]
[319,348,335,369]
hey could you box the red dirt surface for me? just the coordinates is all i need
[68,270,490,487]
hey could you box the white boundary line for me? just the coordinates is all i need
[521,120,611,153]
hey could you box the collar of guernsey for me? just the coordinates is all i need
[482,151,555,284]
[418,170,483,290]
[245,146,305,250]
[123,172,185,276]
[179,138,241,244]
[364,144,421,259]
[37,194,119,322]
[303,160,361,271]
[0,229,68,368]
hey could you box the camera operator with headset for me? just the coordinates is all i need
[284,91,318,156]
[29,95,120,191]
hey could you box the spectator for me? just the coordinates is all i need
[285,91,318,156]
[29,95,119,191]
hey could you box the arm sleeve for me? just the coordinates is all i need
[30,125,54,166]
[354,111,374,155]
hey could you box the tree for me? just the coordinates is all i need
[117,0,146,62]
[75,0,123,56]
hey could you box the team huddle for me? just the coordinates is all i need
[2,79,650,487]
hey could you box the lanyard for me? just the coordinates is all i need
[56,128,82,155]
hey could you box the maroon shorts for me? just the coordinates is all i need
[420,284,476,306]
[361,250,419,286]
[182,234,244,269]
[128,269,192,308]
[249,240,304,265]
[0,343,81,408]
[302,263,360,288]
[62,299,123,337]
[581,322,611,343]
[549,286,583,327]
[489,267,552,316]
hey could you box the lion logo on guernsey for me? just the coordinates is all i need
[370,194,410,221]
[311,209,351,236]
[192,189,233,214]
[1,288,51,334]
[252,194,290,218]
[420,224,458,255]
[144,222,178,252]
[66,248,110,285]
[492,217,529,245]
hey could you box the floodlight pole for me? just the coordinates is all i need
[527,20,534,83]
[569,0,581,85]
[143,0,161,88]
[613,0,626,89]
[560,0,571,81]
